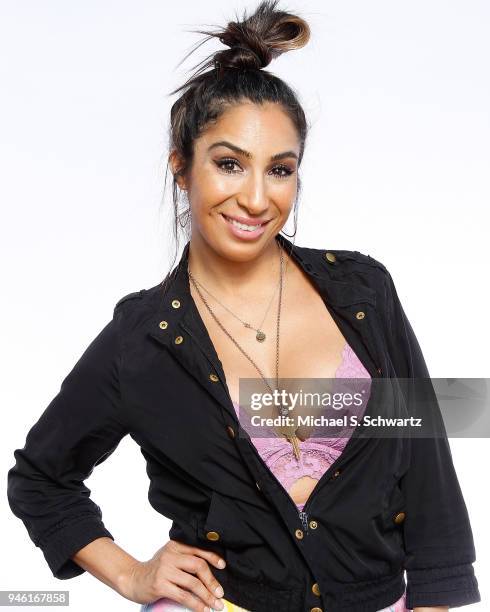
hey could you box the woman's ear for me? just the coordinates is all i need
[169,149,188,191]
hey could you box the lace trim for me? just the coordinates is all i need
[234,343,372,507]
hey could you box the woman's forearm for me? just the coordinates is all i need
[70,536,139,597]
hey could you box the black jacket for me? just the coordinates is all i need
[7,233,480,612]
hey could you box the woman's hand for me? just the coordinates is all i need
[117,539,227,612]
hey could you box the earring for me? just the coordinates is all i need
[178,207,190,228]
[281,199,298,238]
[177,189,191,228]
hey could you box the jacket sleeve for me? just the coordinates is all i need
[382,267,481,609]
[7,305,129,580]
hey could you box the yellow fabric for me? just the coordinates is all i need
[220,598,250,611]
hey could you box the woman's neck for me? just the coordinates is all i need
[187,234,290,302]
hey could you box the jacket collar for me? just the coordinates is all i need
[146,234,379,426]
[148,232,376,329]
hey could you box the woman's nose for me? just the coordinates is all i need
[239,174,269,214]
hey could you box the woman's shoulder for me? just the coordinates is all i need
[294,242,391,278]
[110,282,168,349]
[114,282,163,312]
[112,283,166,336]
[114,288,147,309]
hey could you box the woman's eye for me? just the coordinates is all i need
[215,159,294,179]
[216,159,241,174]
[272,165,294,179]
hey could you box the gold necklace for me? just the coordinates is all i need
[188,243,302,461]
[189,271,280,342]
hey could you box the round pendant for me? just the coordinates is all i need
[279,405,289,417]
[256,330,266,342]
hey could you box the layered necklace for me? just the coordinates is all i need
[187,242,303,461]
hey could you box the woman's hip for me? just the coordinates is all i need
[140,596,250,611]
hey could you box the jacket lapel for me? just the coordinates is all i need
[275,234,382,378]
[147,241,239,423]
[147,234,384,428]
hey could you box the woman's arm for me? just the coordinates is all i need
[71,536,229,611]
[7,311,129,579]
[70,537,140,596]
[380,265,480,609]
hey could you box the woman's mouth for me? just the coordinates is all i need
[220,213,271,240]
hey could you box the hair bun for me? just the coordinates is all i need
[211,0,310,73]
[216,35,268,72]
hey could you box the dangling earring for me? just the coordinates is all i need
[178,189,191,228]
[281,199,298,238]
[178,207,191,228]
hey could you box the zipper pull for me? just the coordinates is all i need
[298,510,309,535]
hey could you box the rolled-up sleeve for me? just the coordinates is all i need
[383,267,481,609]
[7,306,129,580]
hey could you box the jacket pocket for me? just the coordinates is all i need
[169,518,200,548]
[198,491,264,550]
[370,479,407,571]
[375,480,407,535]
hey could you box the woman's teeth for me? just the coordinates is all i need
[225,216,263,232]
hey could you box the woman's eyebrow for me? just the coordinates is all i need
[207,140,298,162]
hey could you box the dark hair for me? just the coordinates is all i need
[160,0,311,281]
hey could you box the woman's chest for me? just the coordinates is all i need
[190,269,350,405]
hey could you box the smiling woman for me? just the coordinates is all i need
[169,98,301,259]
[7,0,479,611]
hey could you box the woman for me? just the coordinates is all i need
[7,2,480,611]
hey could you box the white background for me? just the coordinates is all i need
[1,1,488,610]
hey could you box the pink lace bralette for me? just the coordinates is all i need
[232,342,372,511]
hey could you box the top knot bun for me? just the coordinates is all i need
[212,0,310,73]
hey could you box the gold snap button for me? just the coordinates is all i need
[312,583,321,596]
[310,608,323,612]
[226,425,235,439]
[309,520,318,529]
[325,252,336,263]
[295,528,304,539]
[332,469,341,479]
[171,299,181,308]
[355,311,365,320]
[394,511,406,525]
[206,531,220,541]
[209,373,219,382]
[159,320,168,330]
[174,335,184,344]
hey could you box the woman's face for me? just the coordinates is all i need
[173,101,300,262]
